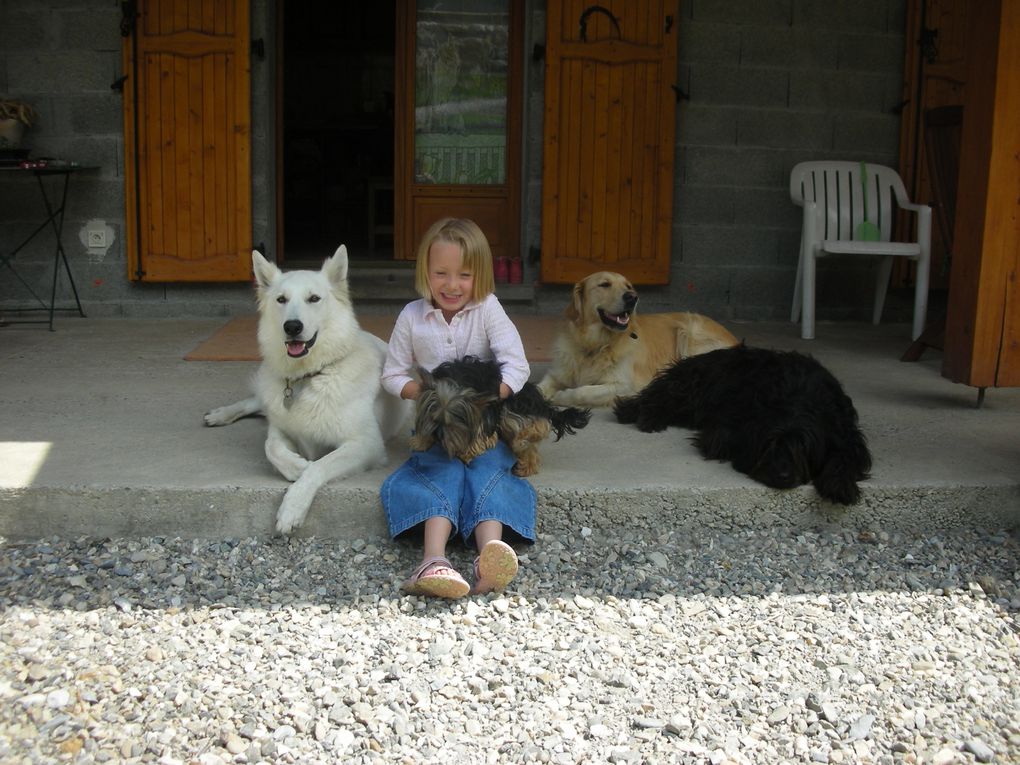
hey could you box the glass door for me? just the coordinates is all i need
[414,0,510,186]
[395,0,522,264]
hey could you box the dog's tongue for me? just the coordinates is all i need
[286,341,306,357]
[611,312,630,326]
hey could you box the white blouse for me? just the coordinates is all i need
[381,294,531,398]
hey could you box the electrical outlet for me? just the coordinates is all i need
[87,228,107,248]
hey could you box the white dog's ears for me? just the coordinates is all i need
[323,245,349,284]
[251,249,280,290]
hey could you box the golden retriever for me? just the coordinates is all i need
[537,271,738,407]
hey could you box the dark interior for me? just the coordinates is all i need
[281,2,395,263]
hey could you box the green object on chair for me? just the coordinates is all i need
[855,162,882,241]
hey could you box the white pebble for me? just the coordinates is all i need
[45,689,70,708]
[0,530,1014,763]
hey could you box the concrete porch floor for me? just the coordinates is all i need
[1,316,1018,540]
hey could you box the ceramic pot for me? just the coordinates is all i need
[0,118,26,148]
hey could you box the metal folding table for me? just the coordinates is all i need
[1,163,94,330]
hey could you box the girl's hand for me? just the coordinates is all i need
[401,381,422,401]
[499,383,512,400]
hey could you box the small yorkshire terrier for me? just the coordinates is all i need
[410,356,591,476]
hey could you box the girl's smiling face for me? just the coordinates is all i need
[427,240,475,320]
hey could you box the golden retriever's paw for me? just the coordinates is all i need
[550,387,606,408]
[548,389,574,407]
[536,377,557,398]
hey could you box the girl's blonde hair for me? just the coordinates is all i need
[414,217,495,303]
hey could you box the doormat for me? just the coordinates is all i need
[184,316,260,361]
[185,314,558,362]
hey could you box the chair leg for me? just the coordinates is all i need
[911,255,931,341]
[872,256,895,325]
[791,238,804,323]
[801,252,816,340]
[900,312,944,362]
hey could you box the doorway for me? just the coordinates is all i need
[393,0,523,266]
[278,1,522,269]
[277,2,396,265]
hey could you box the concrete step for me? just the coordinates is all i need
[1,318,1018,541]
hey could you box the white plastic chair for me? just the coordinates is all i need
[790,161,932,340]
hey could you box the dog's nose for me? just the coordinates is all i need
[283,320,303,337]
[623,292,638,311]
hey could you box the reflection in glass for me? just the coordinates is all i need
[414,1,509,185]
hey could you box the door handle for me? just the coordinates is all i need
[579,5,622,42]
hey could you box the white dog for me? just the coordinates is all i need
[204,247,412,533]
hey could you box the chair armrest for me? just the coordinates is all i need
[899,202,932,249]
[899,201,930,215]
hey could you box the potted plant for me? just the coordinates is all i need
[0,98,39,149]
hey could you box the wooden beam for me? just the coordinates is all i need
[942,0,1020,387]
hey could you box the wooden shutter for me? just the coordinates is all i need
[540,0,678,285]
[123,0,252,282]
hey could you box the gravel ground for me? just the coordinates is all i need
[1,524,1019,765]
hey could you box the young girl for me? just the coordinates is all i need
[381,217,535,598]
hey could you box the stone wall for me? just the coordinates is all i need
[1,0,907,322]
[527,0,908,321]
[0,0,270,317]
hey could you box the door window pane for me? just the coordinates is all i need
[414,0,509,185]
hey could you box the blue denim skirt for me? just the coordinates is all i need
[381,440,536,547]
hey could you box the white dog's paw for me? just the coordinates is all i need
[205,397,261,427]
[203,407,232,427]
[265,438,311,481]
[275,456,310,483]
[275,490,311,535]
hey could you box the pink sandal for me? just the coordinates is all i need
[472,540,519,595]
[402,556,470,599]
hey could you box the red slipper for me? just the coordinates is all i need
[472,540,519,595]
[402,556,470,599]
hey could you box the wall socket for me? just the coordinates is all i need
[87,228,107,248]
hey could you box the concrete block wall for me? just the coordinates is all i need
[0,0,269,318]
[0,0,128,314]
[668,0,908,321]
[526,0,908,321]
[2,0,908,323]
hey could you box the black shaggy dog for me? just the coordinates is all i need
[410,356,591,476]
[613,345,871,504]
